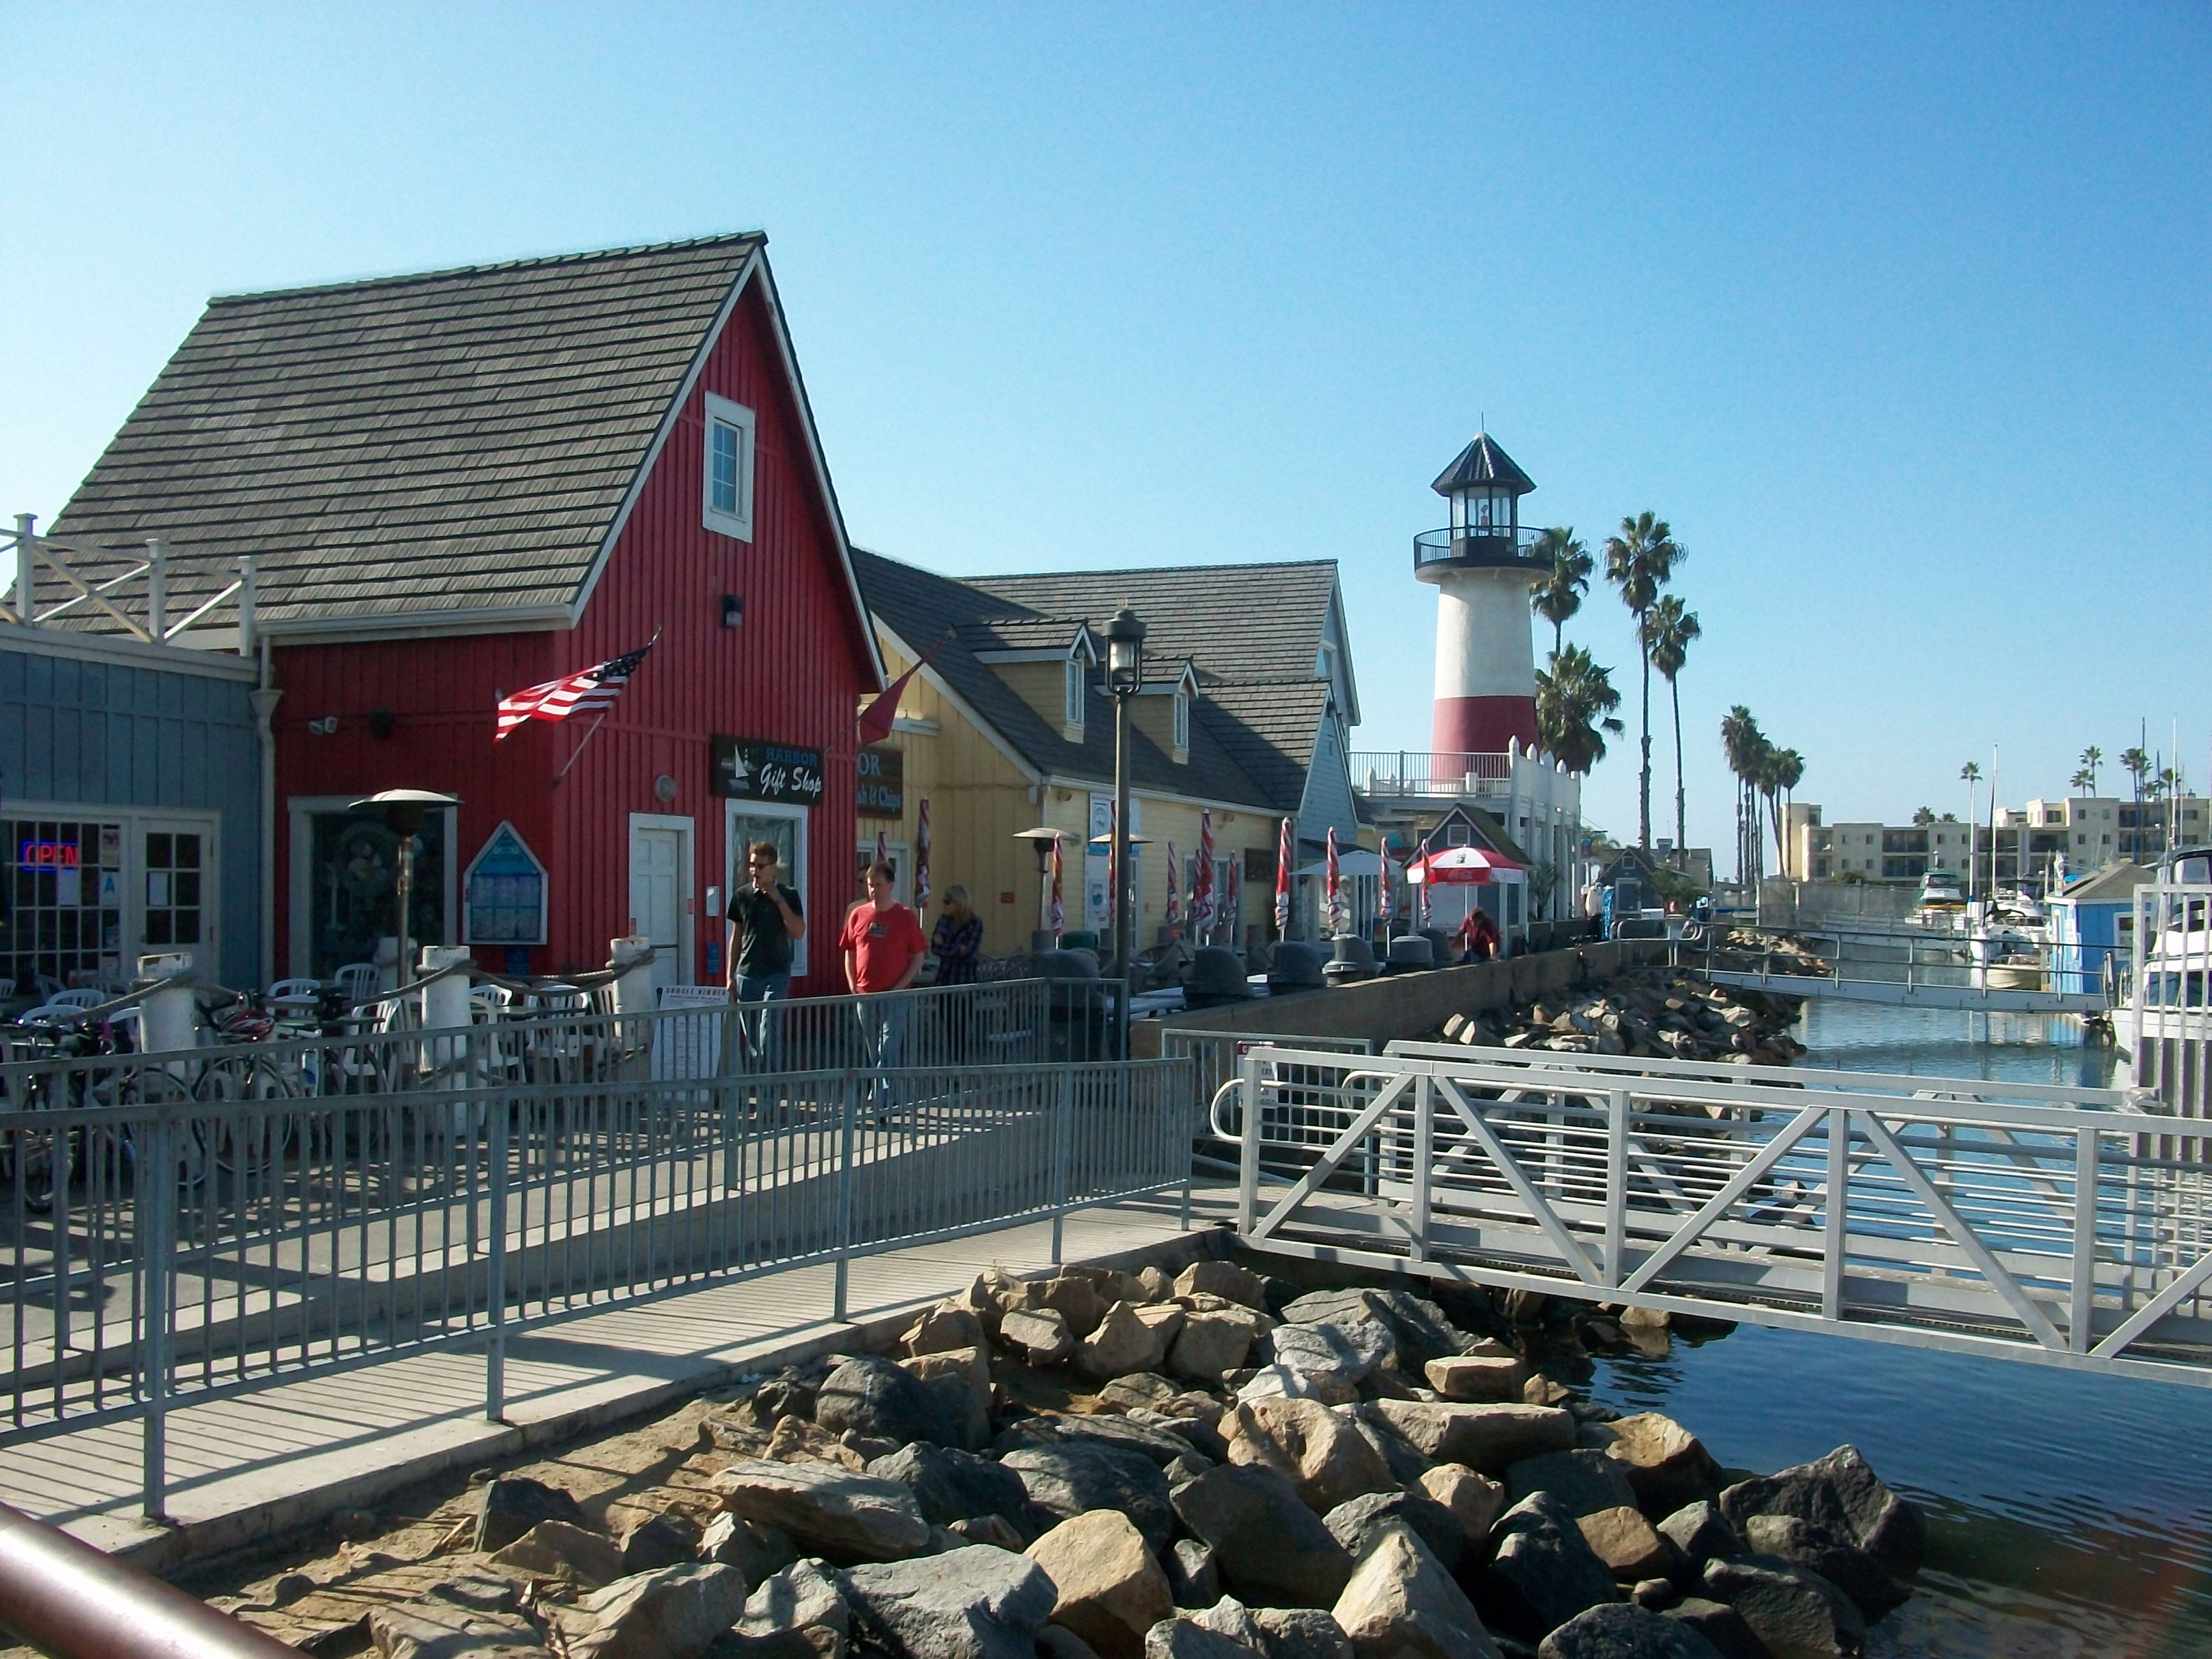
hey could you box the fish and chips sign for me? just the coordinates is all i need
[711,736,825,804]
[857,746,905,819]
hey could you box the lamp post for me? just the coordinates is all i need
[347,789,460,989]
[1105,605,1147,983]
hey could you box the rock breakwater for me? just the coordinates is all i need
[1432,965,1807,1068]
[205,1254,1923,1659]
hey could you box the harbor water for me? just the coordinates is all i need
[1581,1000,2212,1656]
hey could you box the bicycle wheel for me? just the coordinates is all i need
[194,1054,300,1175]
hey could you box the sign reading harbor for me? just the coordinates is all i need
[710,736,825,805]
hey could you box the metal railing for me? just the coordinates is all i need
[2,1031,1190,1518]
[2131,880,2212,1118]
[1160,1028,1374,1179]
[1216,1043,2212,1383]
[1350,750,1516,798]
[1674,928,2113,1011]
[1412,524,1542,569]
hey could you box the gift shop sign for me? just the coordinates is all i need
[710,736,825,805]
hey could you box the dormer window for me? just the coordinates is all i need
[1064,657,1086,729]
[701,392,756,541]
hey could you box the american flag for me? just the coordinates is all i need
[496,640,656,740]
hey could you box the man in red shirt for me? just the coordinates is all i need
[840,861,929,1080]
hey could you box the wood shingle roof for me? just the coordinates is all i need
[48,234,766,634]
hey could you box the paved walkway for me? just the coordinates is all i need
[4,1188,1236,1571]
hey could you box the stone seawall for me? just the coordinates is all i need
[1130,942,1671,1058]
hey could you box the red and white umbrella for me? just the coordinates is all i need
[914,799,931,907]
[1192,810,1216,941]
[1377,844,1396,926]
[1165,841,1182,935]
[1274,816,1293,937]
[1325,826,1344,934]
[1405,845,1525,885]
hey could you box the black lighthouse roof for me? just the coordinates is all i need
[1431,432,1535,497]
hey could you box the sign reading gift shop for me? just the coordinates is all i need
[856,746,905,819]
[710,736,825,804]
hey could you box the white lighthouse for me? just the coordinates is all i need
[1415,432,1542,757]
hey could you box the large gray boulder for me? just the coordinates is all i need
[1321,1491,1465,1573]
[998,1411,1205,1469]
[1170,1465,1355,1609]
[369,1596,546,1659]
[1700,1556,1865,1659]
[712,1460,931,1562]
[1476,1493,1621,1644]
[698,1513,798,1588]
[490,1519,627,1587]
[557,1562,752,1659]
[869,1443,1038,1538]
[1142,1615,1263,1659]
[1368,1400,1577,1476]
[1591,1414,1724,1517]
[1737,1516,1907,1623]
[1661,1599,1765,1659]
[1250,1607,1353,1659]
[840,1545,1058,1659]
[1505,1449,1641,1518]
[1261,1321,1391,1403]
[1329,1522,1500,1659]
[1716,1446,1923,1581]
[733,1558,850,1659]
[1655,1504,1742,1577]
[815,1355,959,1448]
[473,1476,589,1553]
[1277,1289,1472,1371]
[1002,1443,1176,1555]
[1167,1540,1221,1610]
[1535,1603,1724,1658]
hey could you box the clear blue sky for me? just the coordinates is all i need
[6,4,2207,866]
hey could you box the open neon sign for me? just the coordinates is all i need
[19,841,81,868]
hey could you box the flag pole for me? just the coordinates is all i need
[552,712,609,787]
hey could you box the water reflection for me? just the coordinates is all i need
[1579,1000,2212,1654]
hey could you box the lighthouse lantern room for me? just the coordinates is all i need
[1414,432,1546,759]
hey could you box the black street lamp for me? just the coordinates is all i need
[1105,605,1147,982]
[347,789,459,990]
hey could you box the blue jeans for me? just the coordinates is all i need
[733,970,790,1073]
[855,998,908,1109]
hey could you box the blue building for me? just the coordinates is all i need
[2049,861,2155,1000]
[0,608,264,995]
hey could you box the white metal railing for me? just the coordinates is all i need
[1,518,255,652]
[1351,750,1515,798]
[1677,928,2113,1011]
[1218,1044,2212,1384]
[1,1051,1194,1519]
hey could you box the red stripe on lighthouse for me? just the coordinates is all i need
[1433,694,1537,756]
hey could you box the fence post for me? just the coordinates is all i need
[485,1082,509,1422]
[1822,1107,1849,1321]
[1605,1089,1629,1288]
[1237,1048,1263,1235]
[1410,1075,1432,1265]
[138,1114,175,1522]
[1051,1067,1074,1267]
[833,1071,856,1324]
[2071,1126,2100,1354]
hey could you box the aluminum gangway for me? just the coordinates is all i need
[1679,926,2110,1015]
[1213,1041,2212,1385]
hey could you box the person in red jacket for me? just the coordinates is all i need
[840,861,929,1081]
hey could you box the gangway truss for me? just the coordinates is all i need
[1215,1042,2212,1384]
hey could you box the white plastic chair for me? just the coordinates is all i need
[47,988,107,1011]
[331,963,380,1008]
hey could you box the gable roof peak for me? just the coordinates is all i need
[208,231,768,306]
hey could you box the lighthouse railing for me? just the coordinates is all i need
[1350,749,1516,798]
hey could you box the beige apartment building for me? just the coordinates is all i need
[1788,796,2208,889]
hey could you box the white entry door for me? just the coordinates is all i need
[628,815,693,1000]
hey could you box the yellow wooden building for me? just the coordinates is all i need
[851,550,1364,961]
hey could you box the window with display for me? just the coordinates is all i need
[2,819,124,990]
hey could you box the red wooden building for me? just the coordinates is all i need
[50,236,884,995]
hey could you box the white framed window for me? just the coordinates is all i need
[701,392,756,541]
[1172,691,1190,753]
[1064,657,1086,730]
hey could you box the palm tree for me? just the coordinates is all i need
[2070,766,2094,795]
[2079,745,2103,796]
[1770,747,1804,877]
[1535,645,1626,776]
[1960,761,1982,899]
[2120,745,2150,858]
[1529,528,1592,657]
[1913,806,1936,826]
[1642,594,1701,866]
[1720,705,1765,884]
[1603,512,1685,851]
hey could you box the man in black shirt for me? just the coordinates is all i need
[728,841,804,1070]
